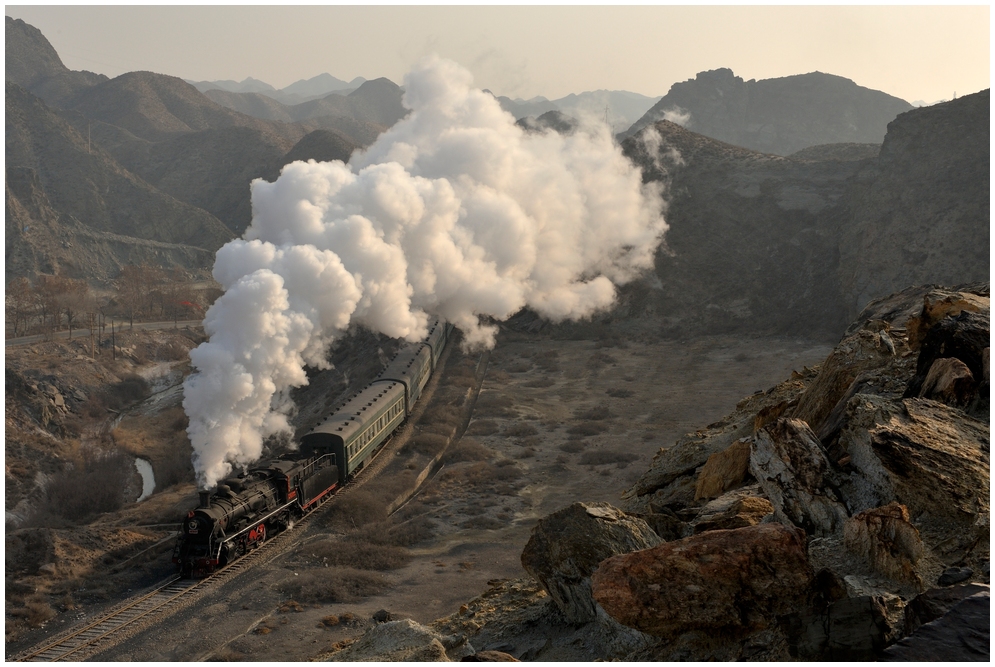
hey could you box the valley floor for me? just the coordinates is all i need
[41,331,831,661]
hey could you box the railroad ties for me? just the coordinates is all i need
[16,577,197,662]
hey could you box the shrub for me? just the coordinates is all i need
[505,361,532,373]
[444,438,493,463]
[503,423,538,437]
[280,569,389,603]
[558,441,587,453]
[566,421,607,437]
[574,406,612,421]
[579,450,639,467]
[606,388,634,398]
[408,433,449,456]
[39,449,131,523]
[327,490,387,530]
[310,539,411,571]
[466,419,499,436]
[24,596,56,628]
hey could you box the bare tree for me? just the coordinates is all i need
[34,275,66,337]
[58,278,89,339]
[5,277,37,337]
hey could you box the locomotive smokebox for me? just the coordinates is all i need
[199,490,211,509]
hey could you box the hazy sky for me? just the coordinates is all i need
[6,5,990,103]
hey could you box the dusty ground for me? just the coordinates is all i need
[5,323,833,660]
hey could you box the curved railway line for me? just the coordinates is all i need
[12,342,481,662]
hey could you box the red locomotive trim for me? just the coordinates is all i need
[301,483,338,508]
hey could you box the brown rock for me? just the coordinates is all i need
[461,651,520,661]
[693,439,751,500]
[694,495,774,534]
[843,503,924,585]
[790,328,906,435]
[906,289,989,350]
[917,357,976,406]
[520,502,662,625]
[838,395,989,546]
[749,419,849,537]
[591,523,812,639]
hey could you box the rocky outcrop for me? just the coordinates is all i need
[620,90,987,342]
[837,396,989,547]
[691,486,773,534]
[591,523,812,639]
[519,503,661,624]
[693,438,751,500]
[750,419,849,537]
[325,618,473,662]
[622,367,818,516]
[843,504,924,584]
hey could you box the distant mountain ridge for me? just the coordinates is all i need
[625,68,913,155]
[487,90,662,131]
[5,16,108,107]
[188,73,368,105]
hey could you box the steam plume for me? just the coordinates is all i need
[183,56,667,489]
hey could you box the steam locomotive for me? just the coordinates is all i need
[173,318,453,577]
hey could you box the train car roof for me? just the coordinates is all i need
[305,380,405,440]
[377,343,430,383]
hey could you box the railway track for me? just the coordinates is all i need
[12,460,356,663]
[13,344,477,662]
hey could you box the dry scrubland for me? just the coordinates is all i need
[4,320,832,659]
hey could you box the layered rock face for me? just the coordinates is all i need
[612,283,990,659]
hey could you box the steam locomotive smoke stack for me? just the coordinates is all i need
[182,55,668,490]
[199,490,211,509]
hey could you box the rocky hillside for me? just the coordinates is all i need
[618,88,990,340]
[620,120,867,339]
[624,68,913,156]
[836,89,990,320]
[325,282,990,661]
[5,82,234,281]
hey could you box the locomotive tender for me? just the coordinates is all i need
[173,318,453,577]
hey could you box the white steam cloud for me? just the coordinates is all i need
[182,56,667,489]
[661,105,691,127]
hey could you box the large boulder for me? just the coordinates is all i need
[905,288,989,350]
[520,503,662,625]
[843,503,924,585]
[783,592,906,660]
[591,523,812,639]
[749,418,850,537]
